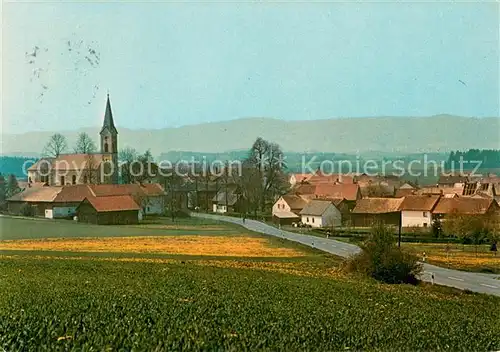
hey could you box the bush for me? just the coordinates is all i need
[20,203,35,217]
[344,224,423,284]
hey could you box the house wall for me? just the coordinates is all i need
[97,210,139,225]
[143,196,164,215]
[322,205,342,227]
[301,205,342,228]
[77,203,98,224]
[301,215,323,228]
[401,210,432,228]
[53,206,78,219]
[352,213,401,227]
[272,197,291,215]
[213,204,227,213]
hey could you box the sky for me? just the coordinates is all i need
[1,1,499,134]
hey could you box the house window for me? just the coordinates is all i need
[72,175,76,184]
[423,223,428,227]
[312,218,315,223]
[60,176,65,185]
[423,212,428,217]
[306,217,309,223]
[104,143,109,153]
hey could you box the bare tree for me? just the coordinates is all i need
[43,133,68,157]
[247,137,287,212]
[83,154,99,184]
[119,147,138,184]
[74,132,97,154]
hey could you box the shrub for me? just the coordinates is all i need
[344,224,423,284]
[20,203,35,217]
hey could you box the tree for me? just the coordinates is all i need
[6,174,20,198]
[119,147,138,184]
[246,137,287,212]
[82,154,98,184]
[74,132,97,154]
[236,160,262,217]
[43,133,68,157]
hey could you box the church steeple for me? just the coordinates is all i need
[100,94,118,135]
[99,94,119,184]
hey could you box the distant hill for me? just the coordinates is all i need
[2,115,498,157]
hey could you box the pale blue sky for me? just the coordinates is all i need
[2,1,499,134]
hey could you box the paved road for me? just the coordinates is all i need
[192,213,500,297]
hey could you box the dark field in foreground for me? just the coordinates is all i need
[1,256,499,351]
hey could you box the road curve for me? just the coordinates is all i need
[192,213,500,297]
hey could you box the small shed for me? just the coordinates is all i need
[272,211,300,226]
[76,195,141,225]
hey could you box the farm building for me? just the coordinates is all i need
[432,197,500,218]
[299,200,342,228]
[272,211,300,226]
[398,195,440,230]
[212,185,244,214]
[351,198,403,228]
[6,186,62,217]
[76,195,141,225]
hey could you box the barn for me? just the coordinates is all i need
[76,195,141,225]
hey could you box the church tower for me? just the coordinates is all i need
[100,94,119,184]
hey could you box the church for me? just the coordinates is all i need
[28,95,120,186]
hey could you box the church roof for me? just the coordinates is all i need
[100,94,118,135]
[28,154,107,172]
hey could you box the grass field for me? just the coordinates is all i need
[402,242,500,274]
[1,216,500,350]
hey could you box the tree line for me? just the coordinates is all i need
[446,149,500,170]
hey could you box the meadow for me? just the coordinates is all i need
[1,216,500,351]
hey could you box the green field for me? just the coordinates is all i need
[1,217,500,351]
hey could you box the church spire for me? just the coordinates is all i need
[100,94,118,135]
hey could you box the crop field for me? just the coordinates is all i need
[1,216,500,351]
[403,242,500,274]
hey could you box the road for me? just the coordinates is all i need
[192,213,500,297]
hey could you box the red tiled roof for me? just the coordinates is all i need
[28,154,107,171]
[314,184,360,201]
[7,186,62,202]
[281,195,309,210]
[89,183,164,197]
[352,198,403,214]
[54,185,94,203]
[399,195,440,211]
[395,188,416,198]
[433,198,497,215]
[140,183,164,196]
[82,195,140,212]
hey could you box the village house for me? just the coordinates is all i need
[27,95,119,186]
[212,185,244,214]
[77,195,141,225]
[351,197,403,228]
[313,183,361,202]
[272,194,308,225]
[272,194,309,215]
[398,195,440,230]
[299,199,342,228]
[432,197,500,219]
